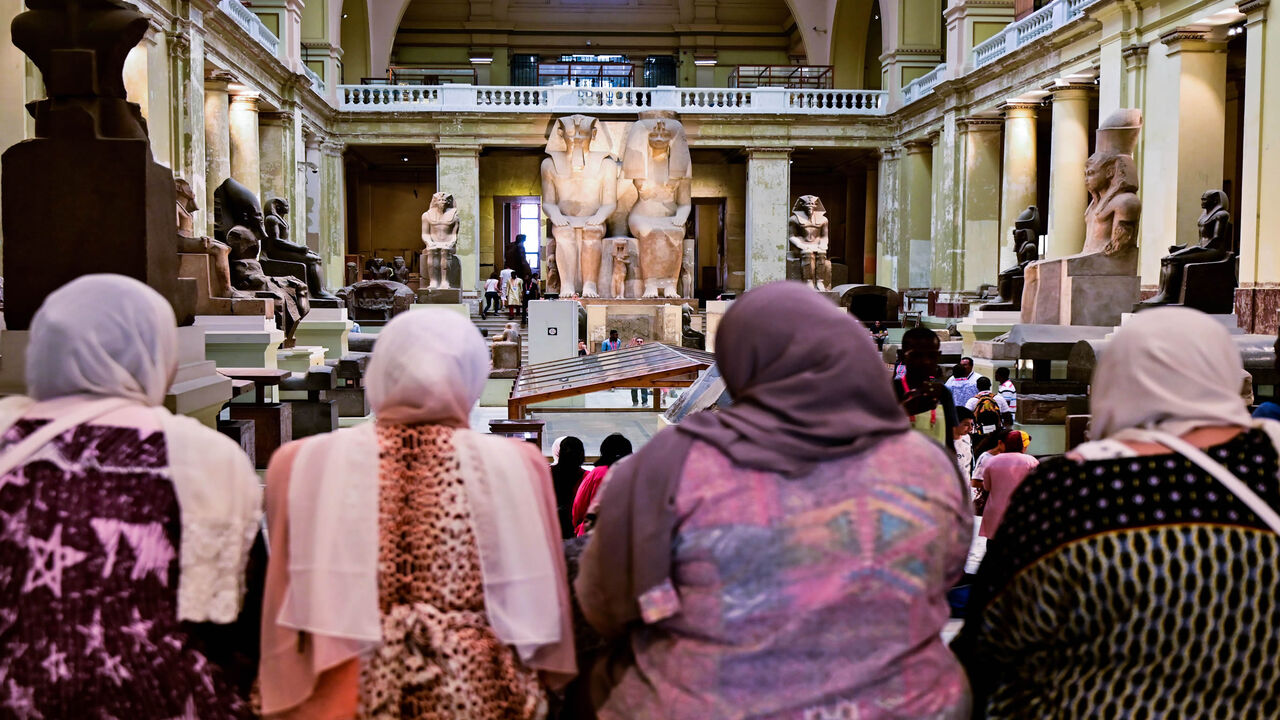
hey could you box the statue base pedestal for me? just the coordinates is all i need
[584,302,682,349]
[1063,274,1141,327]
[1022,250,1140,327]
[294,307,352,360]
[705,300,732,353]
[409,303,468,319]
[196,315,286,402]
[416,288,462,304]
[958,310,1022,371]
[1116,312,1242,336]
[276,345,327,401]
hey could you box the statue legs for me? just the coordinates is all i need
[424,248,451,289]
[1140,247,1225,307]
[636,228,683,298]
[580,227,605,298]
[818,253,832,292]
[552,225,582,296]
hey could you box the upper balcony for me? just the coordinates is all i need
[337,84,889,116]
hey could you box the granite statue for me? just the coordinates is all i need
[542,114,618,297]
[263,196,338,301]
[491,322,522,373]
[787,195,832,291]
[1021,109,1143,327]
[544,236,561,296]
[345,261,360,287]
[391,256,410,285]
[610,238,630,299]
[1138,190,1234,310]
[215,178,309,337]
[420,191,460,289]
[982,206,1040,311]
[365,257,394,281]
[505,234,533,283]
[176,178,237,301]
[681,303,706,350]
[623,111,692,298]
[336,279,414,323]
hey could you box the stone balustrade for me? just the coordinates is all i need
[217,0,280,56]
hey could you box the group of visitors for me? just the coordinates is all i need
[481,266,542,322]
[4,275,1280,719]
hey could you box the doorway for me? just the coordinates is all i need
[494,196,542,277]
[685,197,727,301]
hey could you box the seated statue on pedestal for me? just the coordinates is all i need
[1137,190,1234,311]
[981,206,1040,311]
[542,114,617,298]
[787,195,833,291]
[624,111,692,298]
[420,192,460,289]
[544,236,561,297]
[365,257,394,281]
[1021,110,1143,327]
[263,196,338,301]
[681,303,706,350]
[215,178,310,337]
[391,256,411,286]
[176,178,238,302]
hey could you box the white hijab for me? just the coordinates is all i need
[0,275,260,623]
[1091,307,1252,439]
[279,309,573,678]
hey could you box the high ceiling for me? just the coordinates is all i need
[397,0,795,31]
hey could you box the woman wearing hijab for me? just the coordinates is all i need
[574,282,972,719]
[0,275,262,718]
[570,433,633,537]
[259,309,575,720]
[954,307,1280,718]
[552,436,587,539]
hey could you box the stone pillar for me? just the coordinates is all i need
[228,90,261,198]
[902,140,933,289]
[1046,83,1092,259]
[1239,0,1280,296]
[435,144,481,292]
[930,117,961,291]
[744,147,791,289]
[1139,29,1228,284]
[319,140,347,287]
[203,71,233,235]
[303,133,322,253]
[1094,1,1142,121]
[168,14,207,231]
[958,116,1003,290]
[999,102,1037,267]
[259,110,298,209]
[863,161,879,286]
[877,148,902,289]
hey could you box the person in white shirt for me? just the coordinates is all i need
[482,271,501,319]
[954,407,975,477]
[965,376,1012,434]
[995,366,1018,413]
[499,267,515,308]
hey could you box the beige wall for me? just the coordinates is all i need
[479,152,542,274]
[349,172,437,260]
[690,153,747,291]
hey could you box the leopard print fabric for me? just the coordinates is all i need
[357,423,546,720]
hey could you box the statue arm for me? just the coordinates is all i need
[420,213,432,248]
[587,158,618,226]
[540,159,570,226]
[1104,196,1142,255]
[445,218,460,250]
[671,177,691,227]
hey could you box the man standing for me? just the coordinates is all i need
[945,362,981,409]
[601,329,622,352]
[893,326,958,451]
[965,376,1012,436]
[628,336,650,406]
[996,366,1018,415]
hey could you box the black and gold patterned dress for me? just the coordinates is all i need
[954,427,1280,719]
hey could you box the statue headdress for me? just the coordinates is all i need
[792,195,826,214]
[622,110,691,180]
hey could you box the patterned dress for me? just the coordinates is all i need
[598,432,973,720]
[955,427,1280,718]
[357,423,545,720]
[0,418,251,719]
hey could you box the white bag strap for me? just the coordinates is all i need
[1136,428,1280,536]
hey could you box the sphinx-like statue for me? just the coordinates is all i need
[1021,110,1143,326]
[788,195,832,291]
[624,111,692,298]
[541,114,618,297]
[1138,190,1233,308]
[215,178,309,337]
[982,206,1040,311]
[420,192,460,290]
[263,196,338,301]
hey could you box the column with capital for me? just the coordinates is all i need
[168,13,206,231]
[302,133,322,254]
[930,114,961,292]
[876,148,901,289]
[744,147,791,288]
[259,110,297,208]
[229,90,262,198]
[318,140,347,288]
[436,144,481,292]
[1237,0,1280,332]
[999,102,1037,269]
[204,71,233,236]
[901,140,933,289]
[1046,83,1093,259]
[958,116,1003,290]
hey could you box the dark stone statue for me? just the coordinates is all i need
[365,257,394,281]
[981,206,1040,312]
[336,279,414,323]
[344,261,360,287]
[1137,190,1234,312]
[263,196,338,301]
[215,178,309,338]
[681,303,705,350]
[391,256,411,285]
[505,233,533,283]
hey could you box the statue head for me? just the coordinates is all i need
[546,114,612,155]
[793,195,825,215]
[1085,153,1139,197]
[214,178,266,241]
[174,178,198,213]
[1201,189,1228,212]
[1014,205,1040,232]
[430,192,455,211]
[623,112,691,180]
[392,256,407,269]
[265,197,289,218]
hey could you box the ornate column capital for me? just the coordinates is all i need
[959,116,1004,132]
[1000,100,1040,118]
[1159,28,1229,55]
[204,69,236,92]
[229,90,261,111]
[902,139,933,155]
[1239,0,1269,21]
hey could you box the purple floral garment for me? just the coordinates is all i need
[0,419,251,719]
[599,432,973,720]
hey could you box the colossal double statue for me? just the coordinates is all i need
[623,111,692,298]
[541,114,617,297]
[420,191,460,289]
[1021,109,1143,326]
[787,195,832,291]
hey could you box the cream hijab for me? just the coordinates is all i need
[1091,307,1252,439]
[278,309,573,683]
[0,275,260,624]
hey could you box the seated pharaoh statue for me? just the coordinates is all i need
[420,191,460,290]
[624,111,692,298]
[787,195,832,291]
[1136,189,1235,312]
[215,178,310,338]
[263,196,339,302]
[981,205,1041,311]
[1021,109,1143,327]
[541,114,618,298]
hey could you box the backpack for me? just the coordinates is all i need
[973,392,1003,435]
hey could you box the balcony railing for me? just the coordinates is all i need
[303,65,325,93]
[338,84,889,115]
[218,0,280,56]
[973,0,1101,70]
[902,63,948,105]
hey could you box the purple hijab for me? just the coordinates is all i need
[576,282,911,639]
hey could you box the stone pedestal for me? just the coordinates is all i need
[293,306,352,360]
[165,326,234,428]
[0,331,29,396]
[277,345,326,401]
[705,299,732,353]
[584,302,682,349]
[1063,274,1141,327]
[196,315,286,403]
[228,402,292,468]
[1023,251,1141,327]
[958,309,1022,370]
[416,288,463,304]
[409,303,468,319]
